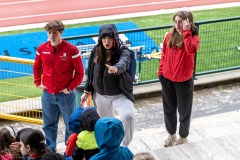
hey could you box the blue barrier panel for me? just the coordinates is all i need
[0,62,32,79]
[0,22,138,60]
[0,22,159,79]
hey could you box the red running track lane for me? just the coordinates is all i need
[0,0,239,27]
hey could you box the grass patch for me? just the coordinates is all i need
[0,7,240,102]
[0,76,42,102]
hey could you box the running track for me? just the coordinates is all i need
[0,0,239,27]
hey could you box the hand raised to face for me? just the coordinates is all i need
[183,18,192,31]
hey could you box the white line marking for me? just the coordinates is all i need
[0,0,46,6]
[1,2,240,32]
[0,0,189,21]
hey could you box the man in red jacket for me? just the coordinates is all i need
[33,20,84,152]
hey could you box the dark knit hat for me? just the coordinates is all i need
[80,107,100,132]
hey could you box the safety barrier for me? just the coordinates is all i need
[0,56,43,124]
[0,16,239,123]
[65,16,240,84]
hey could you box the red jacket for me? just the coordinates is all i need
[158,30,200,82]
[0,152,15,160]
[65,133,78,156]
[33,40,84,94]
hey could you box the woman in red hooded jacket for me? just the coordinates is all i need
[158,10,200,147]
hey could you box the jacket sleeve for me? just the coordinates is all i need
[84,49,95,93]
[158,33,169,77]
[68,47,85,91]
[114,48,130,74]
[65,134,78,157]
[183,29,200,55]
[33,49,43,87]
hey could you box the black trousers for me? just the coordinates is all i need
[160,76,194,138]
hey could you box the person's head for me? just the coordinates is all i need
[0,127,16,151]
[80,107,100,131]
[98,24,119,49]
[172,10,194,33]
[68,107,84,133]
[44,20,64,47]
[168,10,198,48]
[19,129,46,157]
[94,117,124,150]
[133,152,156,160]
[15,128,32,142]
[40,152,64,160]
[94,24,121,64]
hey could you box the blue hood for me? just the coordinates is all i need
[68,107,84,133]
[90,117,134,160]
[95,117,124,149]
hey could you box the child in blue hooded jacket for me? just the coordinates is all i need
[90,117,134,160]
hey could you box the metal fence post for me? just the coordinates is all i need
[193,22,199,80]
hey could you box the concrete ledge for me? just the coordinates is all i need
[133,69,240,99]
[194,69,240,88]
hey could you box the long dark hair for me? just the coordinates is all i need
[94,43,113,64]
[0,127,21,159]
[168,10,198,48]
[0,128,15,151]
[20,129,46,156]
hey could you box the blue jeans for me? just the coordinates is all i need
[41,90,76,152]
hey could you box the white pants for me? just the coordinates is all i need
[94,92,135,146]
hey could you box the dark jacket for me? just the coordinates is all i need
[84,24,134,102]
[90,117,134,160]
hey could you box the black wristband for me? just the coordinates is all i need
[84,91,90,94]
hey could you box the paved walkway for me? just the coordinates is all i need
[54,70,240,159]
[1,70,238,159]
[130,109,240,159]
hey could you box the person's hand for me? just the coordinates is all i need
[183,18,191,31]
[37,84,47,91]
[81,92,89,104]
[61,88,70,94]
[105,64,118,74]
[10,142,21,152]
